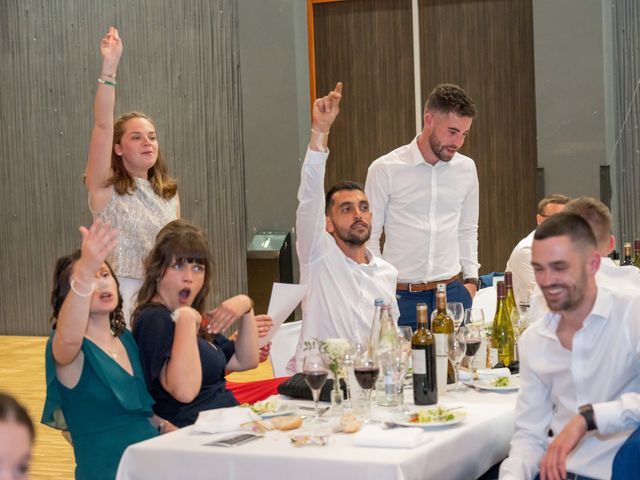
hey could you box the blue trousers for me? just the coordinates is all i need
[397,280,472,330]
[612,426,640,479]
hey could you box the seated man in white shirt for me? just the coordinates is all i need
[289,82,399,372]
[506,194,569,301]
[499,212,640,480]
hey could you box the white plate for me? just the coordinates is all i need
[469,376,520,392]
[394,409,467,428]
[260,404,298,419]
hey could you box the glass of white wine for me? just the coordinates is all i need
[447,302,465,331]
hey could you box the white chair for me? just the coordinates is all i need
[473,286,496,323]
[269,320,302,378]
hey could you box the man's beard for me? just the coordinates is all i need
[429,133,456,162]
[332,222,371,247]
[541,270,587,312]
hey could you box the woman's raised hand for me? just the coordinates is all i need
[100,26,123,67]
[76,219,118,276]
[205,295,253,334]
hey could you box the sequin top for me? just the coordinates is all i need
[95,178,177,280]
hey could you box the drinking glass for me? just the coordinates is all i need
[447,302,465,331]
[514,289,533,360]
[354,348,380,422]
[303,352,329,423]
[447,331,467,391]
[459,324,481,380]
[389,345,410,413]
[463,308,485,329]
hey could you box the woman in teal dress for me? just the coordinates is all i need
[41,220,174,480]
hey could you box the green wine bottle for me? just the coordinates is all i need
[412,303,437,405]
[634,240,640,269]
[491,281,515,366]
[621,242,634,266]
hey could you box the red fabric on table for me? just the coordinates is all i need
[227,377,290,405]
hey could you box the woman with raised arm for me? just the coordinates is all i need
[132,219,259,427]
[85,27,179,325]
[41,220,174,480]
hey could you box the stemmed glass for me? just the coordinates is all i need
[447,302,465,331]
[513,289,532,360]
[354,348,379,422]
[459,324,482,381]
[447,331,467,392]
[303,352,329,423]
[389,344,410,413]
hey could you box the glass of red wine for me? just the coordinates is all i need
[303,352,329,423]
[460,324,482,382]
[354,349,379,422]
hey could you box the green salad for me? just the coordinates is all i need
[242,399,277,415]
[491,376,510,387]
[408,406,456,423]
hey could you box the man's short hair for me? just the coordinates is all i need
[325,181,365,214]
[563,197,612,247]
[537,194,570,215]
[424,84,477,118]
[534,212,597,249]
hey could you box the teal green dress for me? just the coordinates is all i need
[41,330,159,480]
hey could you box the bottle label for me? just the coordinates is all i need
[412,349,426,374]
[490,348,499,367]
[434,333,447,357]
[434,334,448,393]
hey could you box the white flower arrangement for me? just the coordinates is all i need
[304,337,350,379]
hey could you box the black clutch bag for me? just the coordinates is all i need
[277,373,347,402]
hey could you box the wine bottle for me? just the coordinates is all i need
[375,304,400,406]
[431,283,454,393]
[412,303,437,405]
[491,281,515,366]
[634,240,640,269]
[621,242,634,266]
[504,271,520,335]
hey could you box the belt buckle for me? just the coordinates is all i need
[408,282,421,293]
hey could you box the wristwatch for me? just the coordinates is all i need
[464,278,479,289]
[578,404,597,431]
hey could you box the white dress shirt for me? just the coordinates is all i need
[506,230,536,301]
[500,287,640,479]
[365,137,479,282]
[290,149,399,372]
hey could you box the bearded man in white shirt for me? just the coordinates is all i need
[290,82,399,372]
[365,84,479,328]
[499,212,640,480]
[507,194,570,300]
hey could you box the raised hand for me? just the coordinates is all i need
[312,82,343,134]
[76,219,118,277]
[100,26,123,67]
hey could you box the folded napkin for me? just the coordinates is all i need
[352,425,430,449]
[192,406,259,434]
[477,368,511,380]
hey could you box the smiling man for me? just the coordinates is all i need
[365,84,479,328]
[291,83,399,371]
[500,212,640,480]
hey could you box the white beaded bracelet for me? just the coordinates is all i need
[170,306,201,329]
[70,276,94,297]
[311,128,329,135]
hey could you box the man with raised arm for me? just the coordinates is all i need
[500,212,640,480]
[290,83,399,371]
[365,84,479,328]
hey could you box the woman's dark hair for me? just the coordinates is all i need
[132,219,213,336]
[49,250,126,336]
[0,392,34,442]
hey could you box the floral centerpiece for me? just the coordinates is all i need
[304,337,351,411]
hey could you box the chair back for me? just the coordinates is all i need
[270,320,302,377]
[473,286,497,323]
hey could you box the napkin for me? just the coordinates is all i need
[192,406,260,434]
[352,425,430,449]
[477,368,511,380]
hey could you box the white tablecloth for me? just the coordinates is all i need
[116,388,517,480]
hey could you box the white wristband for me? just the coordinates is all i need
[70,276,94,297]
[170,306,201,329]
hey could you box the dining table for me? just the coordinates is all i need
[116,383,518,480]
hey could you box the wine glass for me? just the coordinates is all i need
[459,324,481,380]
[463,308,485,329]
[354,348,379,422]
[513,289,532,359]
[389,345,410,413]
[303,352,329,423]
[447,331,467,392]
[447,302,465,331]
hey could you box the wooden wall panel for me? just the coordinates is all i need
[419,0,538,273]
[0,0,246,335]
[312,0,415,189]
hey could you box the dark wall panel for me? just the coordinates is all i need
[0,0,246,335]
[419,0,538,273]
[313,0,415,189]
